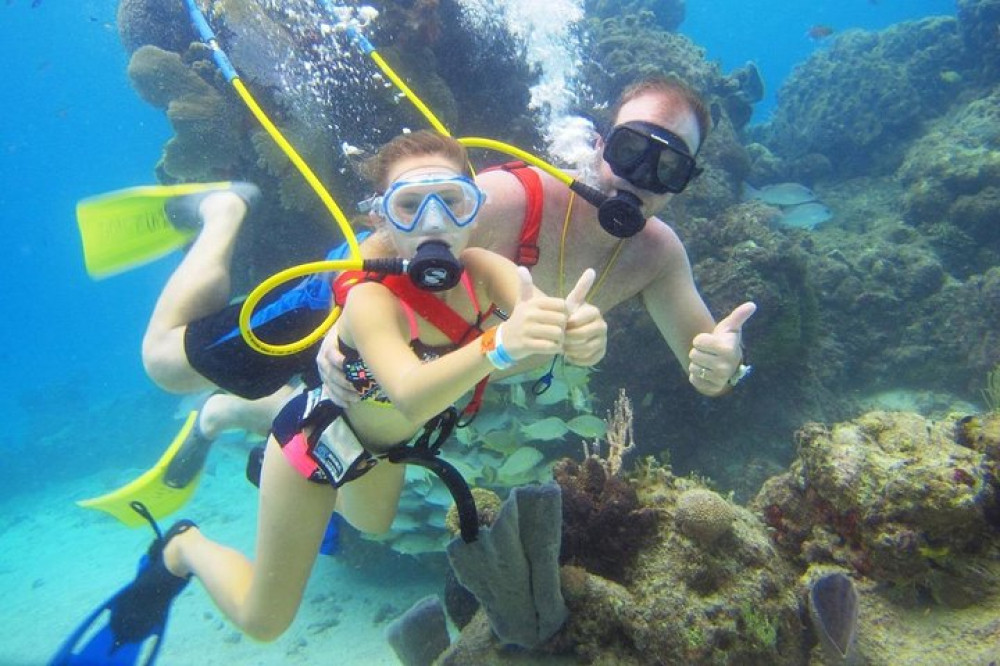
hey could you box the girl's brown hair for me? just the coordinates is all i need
[364,131,472,191]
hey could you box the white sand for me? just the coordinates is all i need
[0,434,443,665]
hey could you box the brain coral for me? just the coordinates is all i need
[674,488,736,544]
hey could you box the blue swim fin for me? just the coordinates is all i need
[50,503,194,666]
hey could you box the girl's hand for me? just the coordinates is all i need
[500,267,568,360]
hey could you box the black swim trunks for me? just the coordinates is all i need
[184,276,328,399]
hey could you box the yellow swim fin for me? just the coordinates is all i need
[77,411,204,527]
[76,181,236,279]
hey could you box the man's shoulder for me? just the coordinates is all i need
[476,167,530,211]
[643,214,685,247]
[628,216,689,268]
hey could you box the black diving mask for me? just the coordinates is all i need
[603,121,702,194]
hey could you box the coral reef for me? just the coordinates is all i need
[740,411,1000,664]
[753,411,998,606]
[674,488,737,545]
[431,0,539,148]
[957,0,1000,81]
[759,18,977,179]
[444,460,806,664]
[585,0,686,32]
[116,0,193,55]
[896,84,1000,278]
[127,45,246,183]
[553,456,658,582]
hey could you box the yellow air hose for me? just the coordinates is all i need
[187,3,592,356]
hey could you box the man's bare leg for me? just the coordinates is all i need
[142,190,252,394]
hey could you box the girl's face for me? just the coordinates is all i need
[378,154,483,258]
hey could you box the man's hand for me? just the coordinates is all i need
[317,322,361,407]
[688,301,756,396]
[563,268,607,366]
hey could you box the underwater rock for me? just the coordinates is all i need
[806,570,859,664]
[385,595,451,666]
[552,565,639,662]
[957,0,1000,81]
[957,412,1000,463]
[897,86,1000,278]
[753,411,997,604]
[674,488,736,545]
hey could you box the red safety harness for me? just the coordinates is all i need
[333,270,494,423]
[484,161,544,267]
[327,162,542,422]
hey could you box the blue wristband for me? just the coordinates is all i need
[486,325,516,370]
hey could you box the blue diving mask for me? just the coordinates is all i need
[378,175,485,232]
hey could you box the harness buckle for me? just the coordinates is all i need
[517,243,540,267]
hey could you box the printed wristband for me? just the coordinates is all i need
[492,325,516,366]
[481,325,516,370]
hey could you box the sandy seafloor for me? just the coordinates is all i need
[0,431,445,665]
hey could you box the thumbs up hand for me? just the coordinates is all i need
[499,266,569,361]
[563,269,607,367]
[688,301,756,395]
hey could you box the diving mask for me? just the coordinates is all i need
[603,121,702,194]
[379,175,485,232]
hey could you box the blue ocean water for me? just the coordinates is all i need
[0,1,979,663]
[683,0,957,119]
[1,2,175,451]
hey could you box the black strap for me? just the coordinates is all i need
[383,408,479,543]
[385,446,479,543]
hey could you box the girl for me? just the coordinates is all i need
[132,131,606,640]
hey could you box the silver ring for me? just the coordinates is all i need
[699,367,709,380]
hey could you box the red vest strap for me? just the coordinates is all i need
[379,274,480,345]
[485,161,543,267]
[332,270,492,422]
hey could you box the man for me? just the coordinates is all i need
[320,75,754,399]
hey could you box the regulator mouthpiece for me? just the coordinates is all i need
[407,240,462,291]
[570,182,647,239]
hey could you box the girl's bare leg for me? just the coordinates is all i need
[334,459,406,534]
[164,437,337,641]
